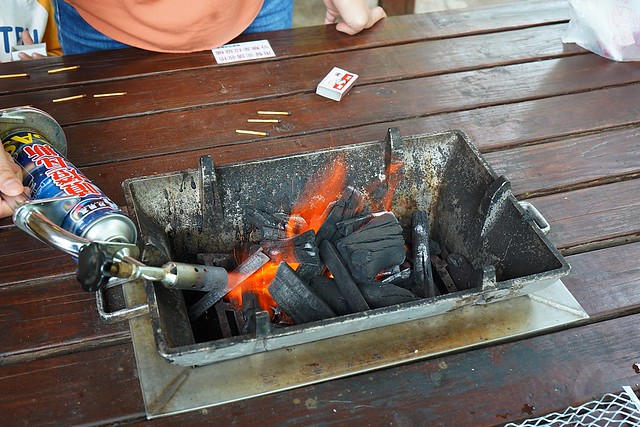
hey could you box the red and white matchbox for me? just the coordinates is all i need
[316,67,358,101]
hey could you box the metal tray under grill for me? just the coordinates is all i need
[123,129,571,367]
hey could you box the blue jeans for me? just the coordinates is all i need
[52,0,294,55]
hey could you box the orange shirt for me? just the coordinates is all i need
[67,0,264,53]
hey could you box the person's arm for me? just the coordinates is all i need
[0,146,28,219]
[323,0,387,35]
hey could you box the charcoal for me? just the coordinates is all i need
[268,262,336,324]
[241,292,260,335]
[319,240,370,312]
[252,226,288,241]
[246,209,280,229]
[412,210,437,298]
[335,212,406,283]
[242,291,272,337]
[188,249,270,321]
[246,208,308,239]
[261,230,319,265]
[309,275,351,316]
[357,281,421,308]
[215,300,244,338]
[315,186,367,246]
[431,255,458,294]
[295,262,324,284]
[254,310,272,337]
[335,215,370,237]
[380,266,411,284]
[446,253,474,291]
[429,239,442,256]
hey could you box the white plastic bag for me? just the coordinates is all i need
[563,0,640,62]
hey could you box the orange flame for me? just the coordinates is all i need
[287,153,348,236]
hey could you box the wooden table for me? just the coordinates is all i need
[2,1,640,425]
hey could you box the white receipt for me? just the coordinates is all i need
[212,40,275,64]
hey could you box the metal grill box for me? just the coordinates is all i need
[123,129,571,367]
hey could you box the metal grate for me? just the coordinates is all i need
[506,386,640,427]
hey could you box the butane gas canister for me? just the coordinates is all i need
[0,107,136,243]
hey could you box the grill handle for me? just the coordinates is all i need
[519,201,551,235]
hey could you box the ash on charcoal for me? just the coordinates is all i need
[268,262,336,324]
[334,212,406,284]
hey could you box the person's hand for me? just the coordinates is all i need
[323,0,387,35]
[16,30,45,60]
[0,146,28,219]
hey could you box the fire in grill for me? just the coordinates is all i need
[123,128,570,367]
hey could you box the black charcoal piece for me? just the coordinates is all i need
[214,300,244,338]
[241,292,261,335]
[188,249,270,321]
[261,229,319,265]
[446,253,474,291]
[268,262,336,324]
[309,275,351,316]
[315,186,367,246]
[335,212,406,283]
[319,240,370,312]
[412,210,437,298]
[357,281,421,308]
[431,255,458,294]
[295,262,324,284]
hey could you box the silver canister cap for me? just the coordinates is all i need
[0,106,67,155]
[81,213,138,244]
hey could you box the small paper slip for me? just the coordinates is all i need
[11,43,47,61]
[316,67,358,101]
[212,40,275,64]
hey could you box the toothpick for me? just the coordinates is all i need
[52,94,86,103]
[236,129,269,137]
[47,65,80,74]
[0,73,29,79]
[93,92,127,98]
[247,118,280,123]
[257,111,290,116]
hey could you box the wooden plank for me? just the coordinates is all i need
[0,0,569,95]
[56,82,640,206]
[530,178,640,253]
[3,83,637,287]
[0,343,145,426]
[486,126,640,198]
[0,24,585,125]
[55,54,640,171]
[3,304,639,426]
[131,313,640,426]
[0,229,76,286]
[563,242,640,318]
[0,276,129,366]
